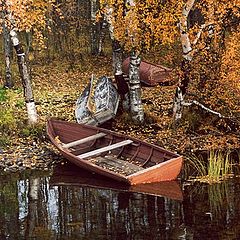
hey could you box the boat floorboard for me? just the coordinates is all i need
[88,155,144,176]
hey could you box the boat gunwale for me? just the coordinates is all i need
[48,118,181,159]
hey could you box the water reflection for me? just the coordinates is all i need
[1,165,240,239]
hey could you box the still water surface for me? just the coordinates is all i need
[1,162,240,240]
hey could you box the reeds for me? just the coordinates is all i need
[186,150,233,184]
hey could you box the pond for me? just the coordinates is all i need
[1,162,240,240]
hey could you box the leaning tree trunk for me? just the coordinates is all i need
[2,16,13,88]
[9,29,38,124]
[129,51,144,123]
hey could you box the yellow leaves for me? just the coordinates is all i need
[4,0,57,49]
[220,30,240,99]
[100,0,183,52]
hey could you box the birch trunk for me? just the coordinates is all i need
[112,40,129,110]
[1,8,13,88]
[104,5,129,110]
[129,51,144,123]
[125,0,144,123]
[90,0,99,55]
[9,29,38,124]
[3,23,13,88]
[98,20,107,55]
[173,0,195,121]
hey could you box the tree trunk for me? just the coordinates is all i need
[9,29,38,125]
[2,15,13,88]
[173,0,195,121]
[112,40,129,111]
[90,0,99,55]
[98,20,107,55]
[129,51,144,123]
[173,59,191,120]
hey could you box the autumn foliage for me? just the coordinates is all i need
[0,0,239,141]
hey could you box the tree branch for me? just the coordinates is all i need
[182,100,232,119]
[192,22,215,46]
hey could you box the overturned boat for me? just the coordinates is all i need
[122,57,172,86]
[47,118,183,185]
[75,76,119,125]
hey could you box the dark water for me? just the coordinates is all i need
[1,163,240,240]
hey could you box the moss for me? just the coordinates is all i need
[0,88,8,102]
[19,123,45,138]
[0,108,16,132]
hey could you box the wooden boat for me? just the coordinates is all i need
[122,57,172,86]
[46,118,183,185]
[75,76,119,125]
[50,162,183,201]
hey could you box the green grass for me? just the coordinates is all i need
[0,88,8,102]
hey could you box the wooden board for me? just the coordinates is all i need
[88,155,144,176]
[62,133,106,148]
[78,140,133,159]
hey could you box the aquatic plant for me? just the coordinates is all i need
[185,153,207,179]
[186,150,233,184]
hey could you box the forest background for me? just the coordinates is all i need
[0,0,239,170]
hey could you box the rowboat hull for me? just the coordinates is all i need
[47,118,183,185]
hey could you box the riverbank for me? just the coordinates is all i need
[0,57,239,173]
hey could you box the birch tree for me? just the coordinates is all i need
[125,0,144,123]
[1,0,56,124]
[173,0,240,122]
[90,0,100,55]
[2,20,13,88]
[9,28,38,124]
[100,2,130,113]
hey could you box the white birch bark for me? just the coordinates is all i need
[173,0,196,121]
[3,23,13,88]
[173,0,216,122]
[125,0,144,123]
[128,51,144,123]
[98,20,107,55]
[90,0,99,55]
[104,4,130,110]
[9,29,38,124]
[1,8,13,88]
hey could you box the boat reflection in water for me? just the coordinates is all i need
[50,162,183,201]
[48,162,184,239]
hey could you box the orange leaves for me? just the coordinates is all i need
[221,31,240,98]
[3,0,57,49]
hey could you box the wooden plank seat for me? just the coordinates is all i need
[62,133,106,149]
[78,140,133,159]
[89,155,144,176]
